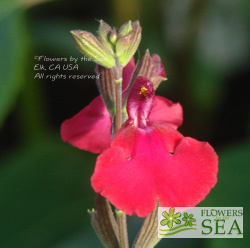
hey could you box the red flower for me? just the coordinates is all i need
[61,58,183,153]
[91,77,218,217]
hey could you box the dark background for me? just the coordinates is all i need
[0,0,249,247]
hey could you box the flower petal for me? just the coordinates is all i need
[169,207,175,216]
[91,125,158,217]
[127,76,155,128]
[160,219,168,226]
[154,124,218,208]
[173,218,181,225]
[91,123,218,217]
[61,96,111,153]
[162,211,169,219]
[173,212,181,218]
[168,220,173,228]
[150,96,183,129]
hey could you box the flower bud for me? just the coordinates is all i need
[150,54,167,89]
[71,30,115,68]
[116,32,133,57]
[129,50,167,90]
[109,28,118,45]
[118,20,133,37]
[116,21,141,67]
[88,197,120,248]
[98,20,112,40]
[98,20,114,55]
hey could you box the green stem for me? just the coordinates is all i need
[93,61,125,247]
[91,195,120,248]
[132,205,160,248]
[112,60,129,248]
[114,81,123,133]
[116,210,129,248]
[94,60,128,248]
[113,60,123,133]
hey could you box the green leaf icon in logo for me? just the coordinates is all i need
[182,213,196,227]
[160,207,181,228]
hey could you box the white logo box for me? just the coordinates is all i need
[158,207,243,238]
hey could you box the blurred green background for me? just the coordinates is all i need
[0,0,249,247]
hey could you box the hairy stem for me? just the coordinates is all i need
[132,205,160,248]
[112,60,129,248]
[113,60,123,133]
[116,210,129,248]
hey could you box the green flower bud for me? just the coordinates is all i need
[115,21,141,67]
[98,20,114,55]
[109,28,118,45]
[71,30,115,68]
[118,20,133,37]
[98,20,112,40]
[115,32,133,57]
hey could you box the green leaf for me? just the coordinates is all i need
[0,10,28,127]
[0,0,52,19]
[0,134,97,248]
[199,141,250,248]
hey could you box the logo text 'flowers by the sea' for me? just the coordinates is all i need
[158,207,243,238]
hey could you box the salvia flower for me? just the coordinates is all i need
[91,77,218,217]
[61,56,182,153]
